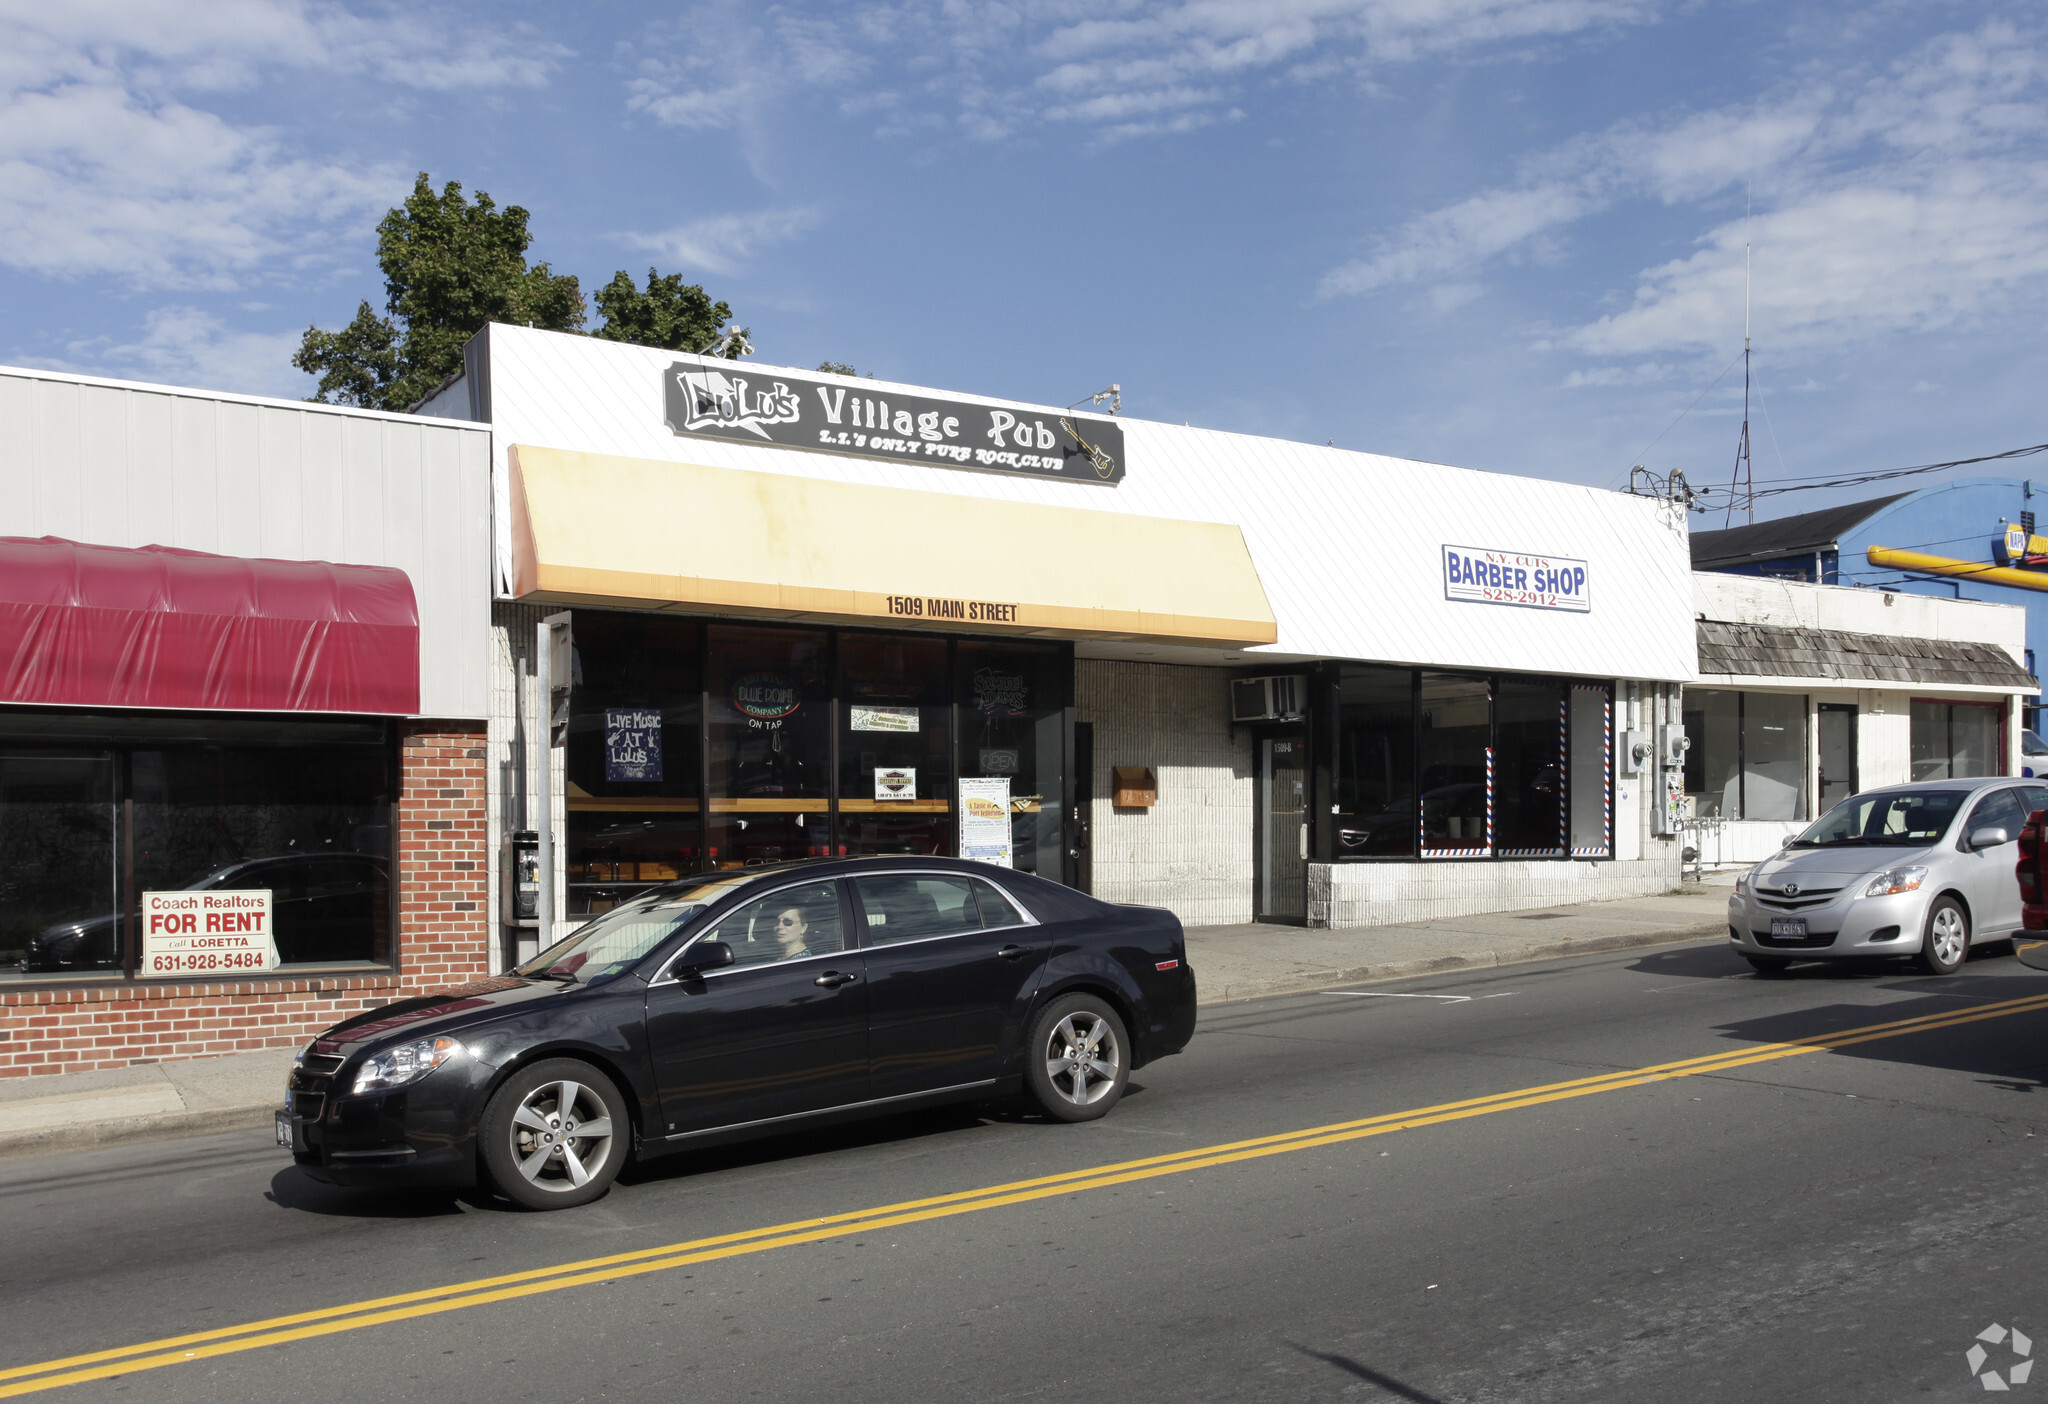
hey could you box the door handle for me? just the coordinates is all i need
[814,970,859,988]
[997,944,1028,961]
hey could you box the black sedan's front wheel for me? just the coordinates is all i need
[479,1059,629,1210]
[1025,994,1130,1123]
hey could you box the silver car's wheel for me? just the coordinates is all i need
[1917,897,1970,975]
[479,1058,629,1210]
[1024,994,1131,1123]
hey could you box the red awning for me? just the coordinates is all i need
[0,537,420,714]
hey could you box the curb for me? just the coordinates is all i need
[1197,923,1725,1005]
[0,1104,278,1165]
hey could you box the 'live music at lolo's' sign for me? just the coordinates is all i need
[1442,546,1590,613]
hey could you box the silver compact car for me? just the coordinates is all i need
[1728,778,2048,975]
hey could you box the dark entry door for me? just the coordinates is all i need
[644,878,869,1136]
[1257,736,1308,924]
[1071,722,1093,895]
[1818,705,1858,810]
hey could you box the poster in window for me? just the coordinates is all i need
[141,889,278,975]
[850,705,919,733]
[876,767,917,801]
[605,708,664,782]
[959,777,1013,868]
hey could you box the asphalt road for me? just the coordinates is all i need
[7,937,2048,1403]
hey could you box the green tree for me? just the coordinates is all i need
[816,361,858,376]
[593,269,736,354]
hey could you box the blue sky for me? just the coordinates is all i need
[4,1,2044,518]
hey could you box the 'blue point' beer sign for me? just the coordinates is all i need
[1443,545,1590,613]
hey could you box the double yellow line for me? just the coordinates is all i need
[9,986,2048,1397]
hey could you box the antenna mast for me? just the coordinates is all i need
[1726,234,1754,527]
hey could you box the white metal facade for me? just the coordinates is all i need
[0,367,494,720]
[472,325,1698,685]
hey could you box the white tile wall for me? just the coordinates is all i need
[1077,660,1256,926]
[1310,856,1681,927]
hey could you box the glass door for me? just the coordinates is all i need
[1817,704,1857,809]
[1256,735,1308,924]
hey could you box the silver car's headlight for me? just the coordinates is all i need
[1864,866,1928,898]
[352,1036,463,1094]
[1734,871,1751,894]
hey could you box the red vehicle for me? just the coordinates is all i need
[2016,809,2048,969]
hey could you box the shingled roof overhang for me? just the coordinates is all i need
[1689,494,1908,570]
[1697,619,2036,689]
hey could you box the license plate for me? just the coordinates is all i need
[275,1111,294,1148]
[1771,917,1808,938]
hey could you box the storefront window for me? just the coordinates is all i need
[839,633,952,858]
[1420,673,1490,856]
[1335,666,1416,858]
[1682,690,1743,818]
[957,641,1066,879]
[1,716,394,981]
[1568,684,1612,855]
[0,754,117,978]
[1495,679,1565,856]
[1683,690,1807,820]
[566,613,703,916]
[131,744,393,966]
[1912,700,2003,780]
[707,625,831,868]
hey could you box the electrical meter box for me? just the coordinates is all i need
[503,829,539,928]
[1619,729,1649,775]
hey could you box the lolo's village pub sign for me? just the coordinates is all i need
[663,356,1126,485]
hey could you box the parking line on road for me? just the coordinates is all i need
[9,986,2048,1397]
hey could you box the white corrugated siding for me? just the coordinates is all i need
[0,367,493,719]
[481,325,1696,682]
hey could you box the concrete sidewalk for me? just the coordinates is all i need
[0,882,1731,1162]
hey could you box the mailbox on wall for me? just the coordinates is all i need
[1112,767,1157,807]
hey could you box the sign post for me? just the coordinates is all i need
[534,611,572,960]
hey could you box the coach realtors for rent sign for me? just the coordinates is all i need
[141,889,279,976]
[663,357,1126,485]
[1443,545,1591,613]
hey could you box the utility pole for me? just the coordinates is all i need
[1725,235,1754,527]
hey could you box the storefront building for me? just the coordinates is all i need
[418,325,1700,955]
[0,368,493,1078]
[1681,572,2036,866]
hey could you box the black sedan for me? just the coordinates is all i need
[280,856,1197,1209]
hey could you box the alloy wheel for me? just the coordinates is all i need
[1044,1011,1122,1107]
[508,1079,615,1192]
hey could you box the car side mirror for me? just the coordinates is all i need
[673,940,735,974]
[1969,826,2011,851]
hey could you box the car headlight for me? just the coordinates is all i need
[1734,871,1751,894]
[352,1036,464,1094]
[1864,866,1928,898]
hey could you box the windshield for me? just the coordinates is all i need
[2027,730,2048,758]
[1787,790,1965,848]
[515,875,755,983]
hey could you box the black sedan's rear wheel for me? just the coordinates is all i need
[1024,994,1130,1123]
[479,1059,629,1210]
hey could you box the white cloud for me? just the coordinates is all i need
[626,0,1654,144]
[21,306,310,399]
[1321,21,2048,358]
[0,0,565,288]
[622,208,823,276]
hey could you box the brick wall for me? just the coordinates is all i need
[0,720,490,1079]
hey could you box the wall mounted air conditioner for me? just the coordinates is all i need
[1231,675,1307,723]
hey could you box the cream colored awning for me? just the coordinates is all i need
[507,445,1277,646]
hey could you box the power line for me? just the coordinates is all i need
[1744,441,2048,501]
